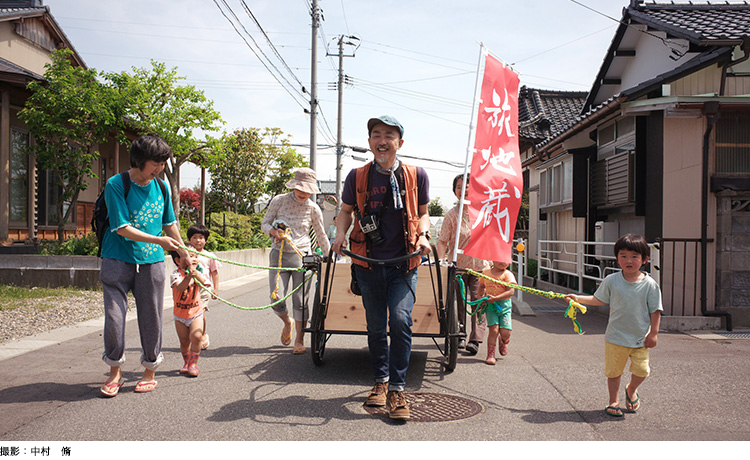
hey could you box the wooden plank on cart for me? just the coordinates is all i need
[325,262,445,334]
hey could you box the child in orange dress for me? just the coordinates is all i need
[478,261,516,365]
[170,244,211,377]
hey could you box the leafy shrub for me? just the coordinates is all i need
[38,232,98,256]
[180,211,271,251]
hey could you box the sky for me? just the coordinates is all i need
[44,0,631,210]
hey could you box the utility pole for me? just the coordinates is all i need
[328,35,359,211]
[309,0,321,173]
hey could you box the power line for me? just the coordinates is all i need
[78,51,268,68]
[60,26,242,44]
[353,86,469,127]
[510,25,614,65]
[569,0,688,59]
[213,0,308,110]
[351,76,473,108]
[239,0,306,89]
[359,43,474,72]
[364,40,476,67]
[54,16,231,31]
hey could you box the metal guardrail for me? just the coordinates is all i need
[535,239,661,293]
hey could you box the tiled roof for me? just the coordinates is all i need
[518,86,587,142]
[632,1,750,43]
[537,2,750,155]
[0,6,46,19]
[583,1,749,113]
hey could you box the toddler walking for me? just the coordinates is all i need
[478,261,516,365]
[170,244,212,377]
[566,233,662,417]
[187,224,221,349]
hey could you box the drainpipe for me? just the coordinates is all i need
[701,101,732,331]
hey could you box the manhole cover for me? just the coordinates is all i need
[715,331,750,339]
[363,392,483,422]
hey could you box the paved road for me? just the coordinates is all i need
[1,270,749,447]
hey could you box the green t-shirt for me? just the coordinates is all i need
[102,173,176,264]
[594,272,663,348]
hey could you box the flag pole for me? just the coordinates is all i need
[451,42,487,265]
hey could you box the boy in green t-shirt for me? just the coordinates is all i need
[566,233,663,417]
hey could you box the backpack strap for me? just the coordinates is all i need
[155,176,168,202]
[120,171,131,199]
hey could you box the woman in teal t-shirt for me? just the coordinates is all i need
[99,135,188,398]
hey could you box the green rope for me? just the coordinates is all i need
[179,244,304,272]
[189,269,315,311]
[178,244,312,311]
[463,269,588,335]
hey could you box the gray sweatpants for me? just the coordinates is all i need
[100,258,165,370]
[268,248,310,323]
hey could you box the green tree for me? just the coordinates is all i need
[208,127,306,213]
[428,197,445,216]
[106,61,223,214]
[19,49,124,241]
[263,128,307,201]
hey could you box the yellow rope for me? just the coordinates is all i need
[465,268,588,334]
[271,227,305,300]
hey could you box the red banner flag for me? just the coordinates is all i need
[462,53,523,263]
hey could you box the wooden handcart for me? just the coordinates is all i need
[302,246,462,372]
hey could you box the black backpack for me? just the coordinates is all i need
[92,171,168,257]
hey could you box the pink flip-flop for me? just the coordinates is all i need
[134,380,158,393]
[100,380,123,398]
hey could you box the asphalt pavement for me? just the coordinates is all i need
[1,269,749,448]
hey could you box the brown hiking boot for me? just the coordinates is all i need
[365,382,388,407]
[386,390,410,420]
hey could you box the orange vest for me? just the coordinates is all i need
[349,162,421,271]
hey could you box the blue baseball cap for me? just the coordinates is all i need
[367,115,404,138]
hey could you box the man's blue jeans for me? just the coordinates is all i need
[354,264,417,392]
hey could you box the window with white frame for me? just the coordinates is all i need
[538,158,573,208]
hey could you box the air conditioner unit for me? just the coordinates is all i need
[595,221,619,260]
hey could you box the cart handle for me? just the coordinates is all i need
[342,248,422,266]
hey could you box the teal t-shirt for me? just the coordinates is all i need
[101,173,177,264]
[594,272,663,348]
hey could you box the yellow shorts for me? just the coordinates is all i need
[604,342,650,378]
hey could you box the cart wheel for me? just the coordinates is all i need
[443,294,459,372]
[311,329,326,366]
[311,302,326,366]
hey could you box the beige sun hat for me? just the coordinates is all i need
[285,167,320,194]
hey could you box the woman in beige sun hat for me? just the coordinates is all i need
[260,167,330,354]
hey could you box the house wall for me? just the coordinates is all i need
[661,116,717,312]
[669,65,722,96]
[0,22,51,75]
[620,31,692,96]
[724,76,750,96]
[663,117,705,237]
[669,60,750,97]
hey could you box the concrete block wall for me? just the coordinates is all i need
[0,249,272,292]
[716,190,750,327]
